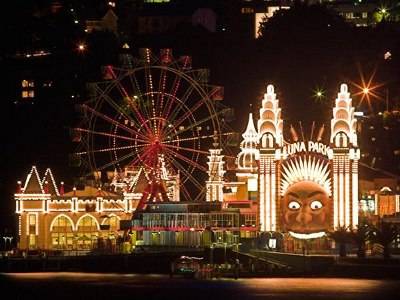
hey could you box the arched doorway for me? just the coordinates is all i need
[100,215,120,252]
[76,214,99,250]
[50,215,75,250]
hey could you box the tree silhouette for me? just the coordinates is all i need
[328,226,352,257]
[350,222,370,258]
[369,221,398,260]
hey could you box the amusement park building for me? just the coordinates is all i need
[14,83,400,252]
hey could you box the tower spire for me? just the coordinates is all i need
[258,84,282,232]
[237,113,259,171]
[330,83,360,230]
[206,138,225,202]
[258,84,283,148]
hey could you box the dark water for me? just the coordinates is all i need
[0,273,399,300]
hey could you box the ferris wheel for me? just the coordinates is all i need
[72,48,231,201]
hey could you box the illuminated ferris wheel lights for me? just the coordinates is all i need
[75,52,226,200]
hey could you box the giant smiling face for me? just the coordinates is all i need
[282,181,331,238]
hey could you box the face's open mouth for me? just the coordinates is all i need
[289,231,326,240]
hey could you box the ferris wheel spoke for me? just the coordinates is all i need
[81,104,150,141]
[129,149,151,167]
[75,143,149,155]
[128,69,147,118]
[155,71,168,135]
[163,71,184,123]
[74,127,148,144]
[161,86,194,131]
[168,112,220,140]
[157,69,167,115]
[107,67,153,135]
[179,182,192,201]
[163,147,207,173]
[92,150,138,172]
[164,154,204,191]
[143,66,159,135]
[163,84,195,125]
[98,89,141,129]
[111,144,155,171]
[192,188,206,202]
[163,143,208,156]
[164,97,208,137]
[163,132,234,145]
[125,95,154,136]
[130,72,158,131]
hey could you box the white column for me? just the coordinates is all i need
[352,163,359,228]
[339,170,344,227]
[271,169,276,232]
[345,166,350,228]
[333,172,339,229]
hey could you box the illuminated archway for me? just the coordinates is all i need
[98,214,121,252]
[50,214,75,250]
[76,214,100,250]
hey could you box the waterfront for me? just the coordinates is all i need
[0,273,399,300]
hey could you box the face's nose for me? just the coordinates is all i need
[295,207,312,225]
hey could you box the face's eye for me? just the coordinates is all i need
[288,201,300,210]
[310,200,323,210]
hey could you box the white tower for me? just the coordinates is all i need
[258,84,283,231]
[206,141,225,202]
[330,83,360,229]
[237,113,259,172]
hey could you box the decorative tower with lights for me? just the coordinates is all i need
[206,138,226,202]
[330,83,360,229]
[257,85,283,231]
[236,112,259,200]
[237,112,259,172]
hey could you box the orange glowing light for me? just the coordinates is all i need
[78,44,85,51]
[349,64,385,113]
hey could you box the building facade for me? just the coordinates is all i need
[231,84,360,240]
[15,166,140,252]
[15,83,400,253]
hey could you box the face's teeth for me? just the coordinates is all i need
[289,231,326,240]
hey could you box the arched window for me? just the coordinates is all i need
[76,214,99,250]
[261,133,274,148]
[335,132,348,148]
[101,215,119,237]
[99,215,120,252]
[50,215,74,250]
[102,215,119,230]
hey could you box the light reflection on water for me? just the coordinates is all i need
[3,272,163,282]
[240,277,385,293]
[1,273,398,300]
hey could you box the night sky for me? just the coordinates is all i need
[1,0,400,233]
